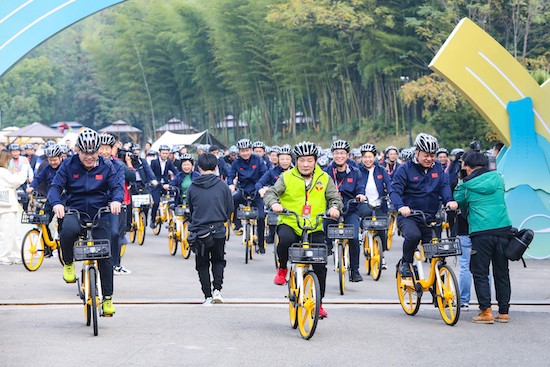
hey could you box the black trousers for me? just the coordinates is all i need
[232,191,265,248]
[397,215,432,264]
[60,212,113,296]
[276,224,328,299]
[150,186,166,223]
[357,204,388,251]
[470,235,511,313]
[195,237,226,298]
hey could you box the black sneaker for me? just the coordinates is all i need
[259,246,266,254]
[149,221,156,229]
[350,270,363,282]
[400,262,413,278]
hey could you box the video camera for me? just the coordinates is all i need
[458,140,496,179]
[117,148,140,163]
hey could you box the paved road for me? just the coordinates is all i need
[1,224,549,366]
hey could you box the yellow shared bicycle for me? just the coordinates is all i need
[152,188,175,235]
[167,188,192,258]
[396,209,462,326]
[128,192,151,246]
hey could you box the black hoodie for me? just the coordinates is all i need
[187,173,234,237]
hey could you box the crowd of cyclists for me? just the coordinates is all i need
[4,126,511,323]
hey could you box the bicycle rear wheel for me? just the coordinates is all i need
[288,269,298,329]
[244,223,251,264]
[168,220,178,256]
[435,264,460,326]
[371,236,383,281]
[387,215,396,250]
[152,209,162,235]
[396,261,421,316]
[137,211,146,245]
[129,219,136,243]
[338,244,345,295]
[89,267,99,336]
[298,271,320,340]
[21,229,44,271]
[364,236,372,275]
[181,222,191,259]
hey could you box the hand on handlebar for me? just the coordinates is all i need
[271,203,283,213]
[446,201,458,211]
[229,184,235,193]
[163,184,170,191]
[258,187,268,198]
[398,206,411,217]
[110,201,122,215]
[26,187,34,194]
[355,194,366,203]
[328,207,340,219]
[53,204,65,219]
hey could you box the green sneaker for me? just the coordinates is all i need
[63,263,76,283]
[102,296,115,316]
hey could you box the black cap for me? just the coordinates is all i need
[209,145,220,152]
[462,150,488,168]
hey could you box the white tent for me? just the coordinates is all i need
[151,131,207,151]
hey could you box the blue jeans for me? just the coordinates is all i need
[458,235,472,305]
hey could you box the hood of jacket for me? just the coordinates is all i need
[462,168,501,195]
[191,173,219,189]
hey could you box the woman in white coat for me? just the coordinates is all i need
[0,149,28,264]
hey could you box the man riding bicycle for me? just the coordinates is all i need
[389,133,458,277]
[265,141,342,318]
[48,128,124,316]
[323,139,366,282]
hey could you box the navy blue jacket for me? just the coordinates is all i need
[324,162,365,210]
[389,160,453,216]
[255,165,287,190]
[384,160,401,179]
[134,158,156,184]
[30,164,58,196]
[150,158,178,184]
[359,163,392,209]
[48,155,124,217]
[227,154,267,194]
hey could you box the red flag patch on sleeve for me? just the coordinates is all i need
[431,172,439,178]
[73,174,79,179]
[377,174,383,179]
[95,174,103,180]
[347,178,353,183]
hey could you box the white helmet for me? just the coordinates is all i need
[76,128,100,153]
[293,141,319,157]
[414,133,439,154]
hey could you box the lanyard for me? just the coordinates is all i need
[332,167,347,192]
[387,162,396,175]
[304,176,316,204]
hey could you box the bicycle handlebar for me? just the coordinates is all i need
[66,206,111,229]
[280,209,327,232]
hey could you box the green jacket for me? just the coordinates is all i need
[264,165,343,236]
[454,168,511,234]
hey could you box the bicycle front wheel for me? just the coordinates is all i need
[396,261,421,316]
[435,264,461,326]
[21,228,44,271]
[288,270,298,329]
[371,236,383,281]
[338,244,345,295]
[152,209,162,235]
[137,211,146,245]
[244,223,251,264]
[89,267,99,336]
[298,271,321,340]
[168,220,178,256]
[129,220,136,243]
[364,236,371,275]
[387,215,396,250]
[181,221,191,259]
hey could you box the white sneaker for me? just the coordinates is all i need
[461,303,469,311]
[114,266,132,275]
[203,297,213,306]
[212,289,224,304]
[381,257,387,270]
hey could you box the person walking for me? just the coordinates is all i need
[454,150,512,324]
[187,153,234,305]
[0,150,28,264]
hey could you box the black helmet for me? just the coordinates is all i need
[360,143,377,154]
[414,133,439,153]
[331,139,350,152]
[76,128,100,153]
[293,141,319,158]
[278,145,292,156]
[99,133,116,147]
[236,139,252,150]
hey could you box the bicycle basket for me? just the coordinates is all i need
[266,212,279,225]
[73,239,111,261]
[175,205,190,217]
[21,211,49,224]
[422,238,462,259]
[236,206,259,220]
[289,243,328,264]
[160,194,175,204]
[362,216,389,231]
[132,194,151,207]
[327,224,355,239]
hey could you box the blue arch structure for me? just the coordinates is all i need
[0,0,126,78]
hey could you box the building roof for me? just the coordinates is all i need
[99,119,142,133]
[156,118,198,133]
[4,122,64,138]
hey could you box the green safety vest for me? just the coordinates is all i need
[279,166,329,235]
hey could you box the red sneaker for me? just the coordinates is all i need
[319,304,328,319]
[274,268,288,285]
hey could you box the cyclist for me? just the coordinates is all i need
[227,139,268,253]
[223,145,238,167]
[323,140,366,282]
[252,141,273,170]
[436,148,450,173]
[149,144,178,228]
[48,128,124,316]
[265,141,342,318]
[390,133,458,277]
[269,146,280,167]
[23,143,42,173]
[166,153,199,205]
[98,133,135,276]
[256,144,293,245]
[383,145,400,179]
[357,143,392,269]
[350,148,362,165]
